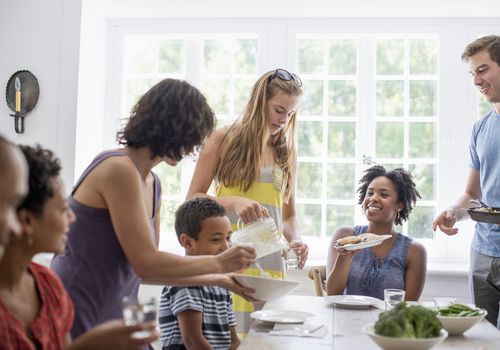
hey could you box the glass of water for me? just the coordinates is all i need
[285,248,299,270]
[122,296,157,339]
[384,288,405,311]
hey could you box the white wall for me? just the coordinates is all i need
[0,0,82,189]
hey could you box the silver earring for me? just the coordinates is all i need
[27,236,34,246]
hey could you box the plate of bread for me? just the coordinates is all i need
[334,233,392,251]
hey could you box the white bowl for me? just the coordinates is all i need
[363,324,447,350]
[233,274,300,301]
[437,309,487,336]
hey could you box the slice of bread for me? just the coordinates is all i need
[335,235,361,246]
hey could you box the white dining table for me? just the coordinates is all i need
[238,295,500,350]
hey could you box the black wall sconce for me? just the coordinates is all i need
[5,70,39,134]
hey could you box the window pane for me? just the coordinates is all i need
[160,199,181,233]
[202,78,230,115]
[478,92,492,118]
[327,164,355,199]
[410,81,436,117]
[125,78,155,112]
[297,163,322,198]
[376,81,404,117]
[234,79,255,115]
[328,80,356,116]
[124,36,156,74]
[301,80,324,116]
[409,39,437,75]
[379,163,404,171]
[409,164,436,201]
[376,39,404,75]
[204,39,232,74]
[409,122,436,158]
[328,122,356,158]
[297,204,321,236]
[326,205,355,236]
[298,121,323,157]
[155,163,181,195]
[329,39,357,75]
[408,205,435,239]
[298,39,324,74]
[234,38,258,74]
[159,39,185,74]
[376,122,404,158]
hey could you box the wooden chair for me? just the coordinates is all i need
[307,265,326,296]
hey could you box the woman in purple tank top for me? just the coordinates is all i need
[325,165,427,301]
[51,79,256,339]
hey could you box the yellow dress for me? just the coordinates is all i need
[216,165,285,335]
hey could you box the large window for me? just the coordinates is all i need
[106,19,498,263]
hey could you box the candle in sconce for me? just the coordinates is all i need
[15,77,21,112]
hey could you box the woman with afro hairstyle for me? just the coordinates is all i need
[325,165,427,301]
[51,79,256,339]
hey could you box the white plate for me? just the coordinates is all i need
[338,235,392,251]
[250,309,315,324]
[324,295,382,309]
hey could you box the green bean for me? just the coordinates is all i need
[437,303,482,317]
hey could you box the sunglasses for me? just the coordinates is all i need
[268,69,303,87]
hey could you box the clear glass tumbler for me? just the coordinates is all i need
[384,288,405,311]
[122,296,157,339]
[285,248,299,270]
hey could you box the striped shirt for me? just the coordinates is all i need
[159,286,236,350]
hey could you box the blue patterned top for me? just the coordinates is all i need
[345,225,412,300]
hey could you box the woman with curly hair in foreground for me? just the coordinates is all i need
[51,79,255,339]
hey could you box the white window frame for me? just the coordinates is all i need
[100,17,500,265]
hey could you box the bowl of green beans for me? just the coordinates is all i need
[436,303,487,336]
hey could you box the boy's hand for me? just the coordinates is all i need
[217,245,256,273]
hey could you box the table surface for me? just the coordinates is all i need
[239,295,500,350]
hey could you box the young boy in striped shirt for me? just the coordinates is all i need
[158,197,239,350]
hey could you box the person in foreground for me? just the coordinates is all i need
[186,69,308,333]
[432,35,500,328]
[0,135,28,261]
[0,144,158,349]
[51,78,255,339]
[159,197,239,350]
[326,165,426,301]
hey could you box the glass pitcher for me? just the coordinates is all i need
[232,217,288,259]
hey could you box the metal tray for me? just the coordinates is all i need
[468,208,500,224]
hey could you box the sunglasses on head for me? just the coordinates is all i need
[268,69,303,87]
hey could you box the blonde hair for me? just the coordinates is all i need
[215,70,303,202]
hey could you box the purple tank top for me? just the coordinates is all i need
[51,150,161,338]
[345,225,412,300]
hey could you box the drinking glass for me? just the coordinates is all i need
[122,296,157,339]
[285,248,299,270]
[384,288,405,310]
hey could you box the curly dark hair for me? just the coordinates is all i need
[18,144,61,216]
[356,165,421,225]
[174,197,227,241]
[117,79,215,161]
